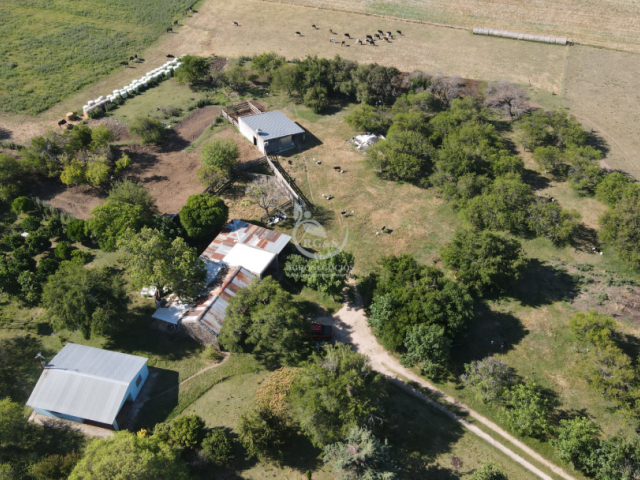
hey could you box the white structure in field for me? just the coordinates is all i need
[238,111,305,155]
[26,344,148,431]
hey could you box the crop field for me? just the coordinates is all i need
[266,0,640,54]
[0,0,195,114]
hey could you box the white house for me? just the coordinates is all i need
[238,111,305,155]
[26,343,149,431]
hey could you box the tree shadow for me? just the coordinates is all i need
[570,224,599,253]
[0,126,11,140]
[522,167,551,191]
[511,259,581,307]
[585,129,610,157]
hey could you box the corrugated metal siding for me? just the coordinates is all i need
[240,111,305,141]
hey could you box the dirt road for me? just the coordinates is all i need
[317,288,576,480]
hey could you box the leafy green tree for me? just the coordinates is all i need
[11,196,33,214]
[567,159,605,196]
[252,52,286,79]
[21,215,41,232]
[0,154,27,202]
[599,191,640,269]
[569,310,616,347]
[199,138,239,188]
[107,179,158,216]
[352,63,401,105]
[200,429,234,466]
[68,431,190,480]
[86,200,147,251]
[400,324,451,377]
[501,382,554,438]
[18,270,40,302]
[0,398,32,452]
[54,241,72,260]
[590,433,640,480]
[36,258,60,280]
[84,156,111,186]
[595,172,639,206]
[551,417,601,473]
[59,161,85,186]
[303,85,330,113]
[129,116,166,145]
[223,65,247,90]
[219,277,308,364]
[271,64,300,97]
[169,414,205,449]
[179,194,228,241]
[470,462,509,480]
[323,427,397,480]
[441,229,527,294]
[3,234,24,250]
[66,219,88,243]
[117,228,206,302]
[25,233,51,255]
[344,105,393,135]
[368,130,432,183]
[32,453,82,480]
[387,111,430,137]
[174,55,210,85]
[461,357,515,404]
[290,344,386,447]
[370,255,473,351]
[0,463,17,480]
[526,199,581,246]
[148,214,185,240]
[533,146,562,173]
[64,125,93,154]
[90,125,116,150]
[583,344,635,403]
[367,294,396,332]
[238,406,288,461]
[42,262,129,338]
[284,251,354,299]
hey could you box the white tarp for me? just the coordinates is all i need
[352,133,384,150]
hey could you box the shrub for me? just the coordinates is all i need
[200,429,234,466]
[400,324,451,377]
[200,138,239,177]
[26,233,51,254]
[461,357,515,404]
[179,194,228,241]
[129,116,166,145]
[70,249,92,264]
[54,241,73,260]
[470,462,508,480]
[551,417,601,473]
[90,124,116,149]
[115,153,133,173]
[238,407,288,461]
[32,453,82,480]
[60,160,86,186]
[21,216,41,232]
[108,179,158,216]
[169,414,206,449]
[66,219,88,242]
[4,233,24,250]
[501,382,554,438]
[174,55,210,85]
[85,156,111,186]
[11,196,33,214]
[569,310,615,347]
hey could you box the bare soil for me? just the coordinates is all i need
[38,105,263,218]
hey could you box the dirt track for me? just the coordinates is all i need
[318,286,576,480]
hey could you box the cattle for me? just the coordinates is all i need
[57,119,67,127]
[173,20,178,26]
[166,27,173,33]
[330,37,335,42]
[386,31,392,37]
[129,56,135,62]
[365,34,372,40]
[355,39,362,45]
[329,28,335,34]
[374,33,380,40]
[377,29,383,34]
[232,21,239,26]
[341,41,345,46]
[343,33,350,38]
[295,31,302,36]
[189,6,193,12]
[396,30,402,35]
[166,54,175,58]
[120,61,129,66]
[384,37,390,42]
[311,24,317,29]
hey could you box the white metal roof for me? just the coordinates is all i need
[240,111,305,141]
[222,243,275,277]
[26,344,148,425]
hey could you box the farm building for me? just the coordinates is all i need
[238,111,305,154]
[152,220,292,343]
[26,344,148,431]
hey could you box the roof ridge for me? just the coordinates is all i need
[44,367,131,386]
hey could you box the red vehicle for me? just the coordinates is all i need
[311,323,333,341]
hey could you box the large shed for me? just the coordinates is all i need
[238,111,305,154]
[26,344,149,431]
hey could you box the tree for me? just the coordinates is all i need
[223,65,247,90]
[590,433,640,480]
[64,125,93,154]
[26,233,51,255]
[174,55,210,85]
[367,130,432,183]
[32,453,82,480]
[85,156,111,186]
[367,294,396,332]
[353,63,402,105]
[11,196,33,214]
[86,200,147,251]
[42,262,129,338]
[304,85,330,113]
[567,157,605,196]
[441,229,528,294]
[569,310,616,347]
[68,431,190,480]
[470,462,508,480]
[284,251,354,299]
[108,179,158,216]
[583,344,635,403]
[0,398,32,452]
[200,429,234,466]
[501,382,553,438]
[238,406,288,461]
[252,52,286,79]
[323,427,397,480]
[60,160,85,186]
[244,177,288,216]
[484,81,529,120]
[66,219,88,243]
[599,191,640,269]
[526,200,580,246]
[427,74,461,108]
[551,417,601,473]
[90,124,116,150]
[461,357,515,404]
[179,194,228,241]
[533,146,563,173]
[169,414,205,449]
[595,172,639,207]
[117,227,206,302]
[290,343,386,447]
[344,105,393,135]
[0,154,27,202]
[199,138,239,188]
[271,64,300,97]
[129,116,166,145]
[54,241,72,260]
[218,277,308,364]
[400,324,451,377]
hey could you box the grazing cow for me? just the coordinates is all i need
[166,27,173,33]
[341,41,345,46]
[374,33,380,39]
[232,21,239,26]
[343,33,350,38]
[189,6,193,12]
[120,61,129,66]
[57,119,67,127]
[311,24,317,29]
[396,30,402,35]
[295,31,302,36]
[384,37,390,42]
[134,54,138,59]
[166,54,175,58]
[377,29,383,34]
[366,34,372,39]
[173,20,178,25]
[369,40,376,46]
[355,39,362,45]
[329,28,335,34]
[386,31,392,38]
[129,56,135,62]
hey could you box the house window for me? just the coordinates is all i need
[135,375,142,387]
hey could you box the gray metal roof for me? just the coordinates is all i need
[26,344,147,425]
[240,111,305,140]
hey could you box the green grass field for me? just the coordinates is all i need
[0,0,196,114]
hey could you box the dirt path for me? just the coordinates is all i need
[317,288,576,480]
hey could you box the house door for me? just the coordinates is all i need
[253,137,257,146]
